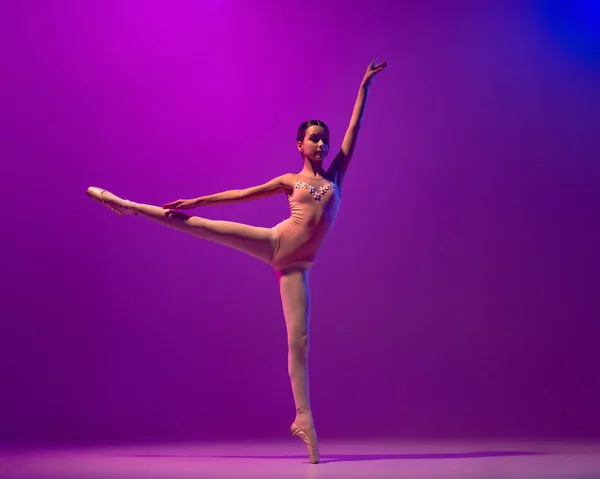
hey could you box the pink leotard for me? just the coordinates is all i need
[269,174,341,272]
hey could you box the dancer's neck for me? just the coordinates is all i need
[300,160,327,179]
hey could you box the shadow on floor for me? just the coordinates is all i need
[126,450,547,464]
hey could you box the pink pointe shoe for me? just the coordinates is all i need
[86,187,136,216]
[291,421,320,464]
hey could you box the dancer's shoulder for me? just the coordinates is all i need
[276,173,297,188]
[261,173,296,195]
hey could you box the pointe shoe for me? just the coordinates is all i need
[86,187,135,216]
[291,421,320,464]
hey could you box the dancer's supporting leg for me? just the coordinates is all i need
[87,187,278,263]
[279,267,319,464]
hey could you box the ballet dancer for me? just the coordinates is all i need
[86,59,387,464]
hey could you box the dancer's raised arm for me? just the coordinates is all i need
[328,59,387,179]
[163,173,294,210]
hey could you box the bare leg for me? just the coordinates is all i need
[88,187,318,460]
[87,187,278,263]
[279,268,319,464]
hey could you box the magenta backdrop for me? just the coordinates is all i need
[1,0,599,445]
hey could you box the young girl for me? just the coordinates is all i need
[87,59,387,464]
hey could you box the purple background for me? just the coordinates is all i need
[1,0,599,445]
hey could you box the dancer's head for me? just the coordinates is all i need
[297,120,330,162]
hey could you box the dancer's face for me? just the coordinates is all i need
[298,126,329,161]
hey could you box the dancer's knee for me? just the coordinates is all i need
[288,332,309,357]
[165,210,194,222]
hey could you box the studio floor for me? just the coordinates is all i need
[1,439,599,479]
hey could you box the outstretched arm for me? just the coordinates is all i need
[329,59,387,178]
[163,174,294,210]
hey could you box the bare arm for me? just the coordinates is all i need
[163,174,294,210]
[200,174,293,205]
[328,60,387,179]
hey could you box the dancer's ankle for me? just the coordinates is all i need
[296,406,312,416]
[295,407,313,425]
[123,200,138,213]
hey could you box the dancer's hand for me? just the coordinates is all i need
[162,198,198,210]
[361,58,387,88]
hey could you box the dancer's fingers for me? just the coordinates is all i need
[163,200,181,209]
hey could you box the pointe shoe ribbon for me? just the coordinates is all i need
[291,421,320,464]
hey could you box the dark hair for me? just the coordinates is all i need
[296,120,329,142]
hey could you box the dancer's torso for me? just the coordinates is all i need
[270,173,341,270]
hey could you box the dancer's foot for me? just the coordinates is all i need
[291,414,319,464]
[86,187,137,216]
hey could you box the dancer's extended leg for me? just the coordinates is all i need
[279,267,319,464]
[87,187,278,263]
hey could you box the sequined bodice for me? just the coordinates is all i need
[288,175,340,236]
[294,180,335,201]
[270,174,341,269]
